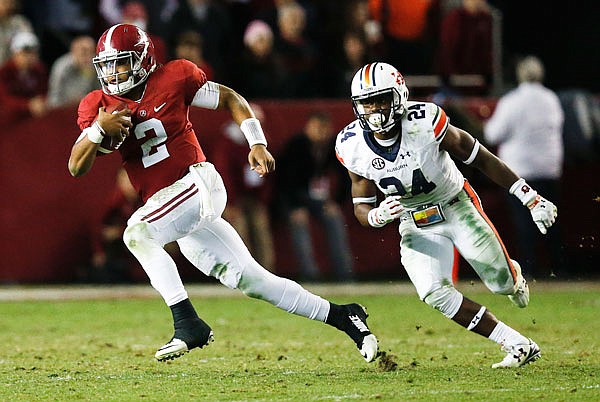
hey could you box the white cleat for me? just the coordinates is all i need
[508,260,529,308]
[155,338,189,361]
[360,334,379,363]
[155,331,214,362]
[492,338,541,368]
[341,303,379,363]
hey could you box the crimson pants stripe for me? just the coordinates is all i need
[141,183,197,223]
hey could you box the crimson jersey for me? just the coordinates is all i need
[78,59,208,201]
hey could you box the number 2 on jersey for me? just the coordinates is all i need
[134,118,170,168]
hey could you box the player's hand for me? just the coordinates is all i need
[96,107,133,138]
[528,195,557,234]
[369,196,404,227]
[248,144,275,177]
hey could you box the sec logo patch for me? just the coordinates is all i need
[372,158,385,170]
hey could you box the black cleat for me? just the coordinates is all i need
[329,303,379,362]
[155,318,214,361]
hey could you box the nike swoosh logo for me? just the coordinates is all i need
[154,102,167,112]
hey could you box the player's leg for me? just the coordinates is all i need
[123,169,220,361]
[445,186,540,367]
[399,225,539,368]
[452,183,529,307]
[177,217,378,362]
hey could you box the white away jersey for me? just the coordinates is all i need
[335,101,464,209]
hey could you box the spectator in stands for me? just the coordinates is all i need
[173,30,214,80]
[273,1,318,98]
[484,55,565,279]
[0,0,33,65]
[118,1,168,64]
[436,0,493,95]
[368,0,441,74]
[99,0,172,38]
[31,0,99,69]
[330,30,370,98]
[86,168,142,283]
[255,0,317,40]
[0,31,47,123]
[344,0,384,59]
[47,35,99,108]
[165,0,233,82]
[212,104,275,271]
[233,19,283,99]
[276,111,354,282]
[558,89,600,164]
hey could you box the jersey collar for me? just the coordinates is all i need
[363,127,402,161]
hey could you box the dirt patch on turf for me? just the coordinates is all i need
[377,351,399,372]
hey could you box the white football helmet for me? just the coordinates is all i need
[93,24,157,95]
[351,62,409,133]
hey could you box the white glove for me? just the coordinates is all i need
[509,178,558,234]
[528,195,558,234]
[368,196,404,227]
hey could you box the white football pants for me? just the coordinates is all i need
[399,182,520,300]
[123,162,329,321]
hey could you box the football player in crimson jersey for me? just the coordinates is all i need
[68,24,379,362]
[336,62,559,368]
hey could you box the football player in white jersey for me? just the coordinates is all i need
[335,62,558,368]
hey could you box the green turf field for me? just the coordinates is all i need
[1,281,598,401]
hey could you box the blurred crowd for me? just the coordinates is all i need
[0,0,504,125]
[2,0,598,283]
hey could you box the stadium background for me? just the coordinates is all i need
[0,0,598,283]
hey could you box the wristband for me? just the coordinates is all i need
[240,117,267,148]
[86,121,105,144]
[509,178,538,207]
[367,208,386,228]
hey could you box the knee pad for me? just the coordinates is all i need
[123,221,154,251]
[424,286,463,319]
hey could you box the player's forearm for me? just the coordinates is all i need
[218,84,254,124]
[68,138,98,177]
[353,203,372,227]
[471,146,519,190]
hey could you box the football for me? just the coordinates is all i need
[97,131,125,154]
[96,109,131,155]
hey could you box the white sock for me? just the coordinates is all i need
[238,262,330,321]
[488,321,529,346]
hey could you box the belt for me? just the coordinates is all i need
[400,188,470,222]
[447,195,461,206]
[446,187,471,207]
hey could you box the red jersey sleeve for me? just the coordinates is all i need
[77,90,104,130]
[170,59,208,105]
